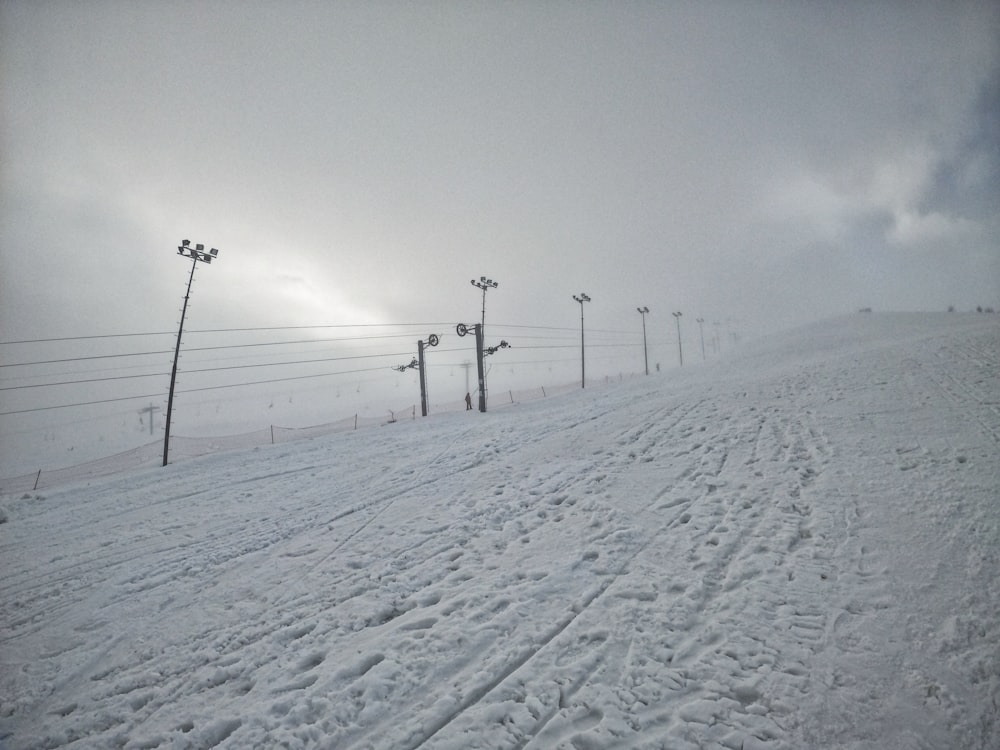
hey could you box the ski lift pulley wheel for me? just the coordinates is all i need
[456,323,469,337]
[428,334,440,347]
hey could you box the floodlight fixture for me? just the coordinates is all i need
[471,275,499,330]
[177,240,219,264]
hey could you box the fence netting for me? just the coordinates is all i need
[1,377,628,494]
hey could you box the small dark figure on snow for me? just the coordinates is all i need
[465,392,473,410]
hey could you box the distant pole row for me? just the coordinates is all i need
[163,241,716,465]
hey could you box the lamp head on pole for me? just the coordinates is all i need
[177,239,221,264]
[472,276,498,290]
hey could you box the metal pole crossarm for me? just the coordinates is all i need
[484,340,510,356]
[394,358,419,372]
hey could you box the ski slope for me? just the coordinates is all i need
[1,313,998,749]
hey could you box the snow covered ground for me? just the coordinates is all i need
[1,313,997,750]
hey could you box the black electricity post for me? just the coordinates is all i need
[470,277,497,405]
[395,333,439,417]
[417,339,428,417]
[474,323,487,412]
[573,293,590,388]
[163,240,218,467]
[456,321,507,412]
[637,306,650,375]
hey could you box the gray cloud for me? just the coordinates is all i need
[2,0,998,342]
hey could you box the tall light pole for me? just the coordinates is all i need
[393,334,440,417]
[672,311,683,367]
[163,240,219,467]
[696,317,706,360]
[574,293,591,388]
[637,306,650,375]
[471,276,497,406]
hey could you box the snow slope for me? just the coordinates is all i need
[1,313,998,750]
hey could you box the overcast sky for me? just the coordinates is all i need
[2,0,998,344]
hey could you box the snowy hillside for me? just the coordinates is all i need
[1,313,997,750]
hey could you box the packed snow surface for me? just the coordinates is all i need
[1,313,998,750]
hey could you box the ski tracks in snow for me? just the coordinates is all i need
[2,318,997,749]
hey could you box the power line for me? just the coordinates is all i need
[187,322,453,334]
[174,365,389,395]
[1,351,172,369]
[0,347,465,391]
[181,333,420,353]
[0,332,173,345]
[0,392,167,416]
[179,351,412,375]
[1,333,448,369]
[0,365,391,416]
[0,322,455,347]
[0,371,168,391]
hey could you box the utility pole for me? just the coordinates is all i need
[393,334,439,417]
[417,339,428,417]
[456,322,509,412]
[637,306,650,375]
[470,276,498,406]
[574,293,591,387]
[672,311,683,367]
[696,317,706,360]
[163,240,219,467]
[474,323,486,412]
